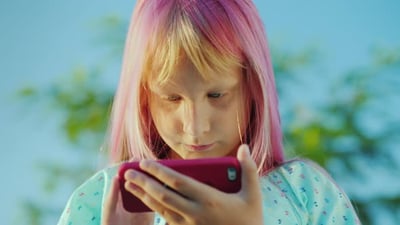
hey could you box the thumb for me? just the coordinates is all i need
[105,176,121,212]
[237,144,261,201]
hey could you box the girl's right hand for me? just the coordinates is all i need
[101,176,154,225]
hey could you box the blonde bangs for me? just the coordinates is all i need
[142,8,243,86]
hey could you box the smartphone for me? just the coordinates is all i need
[118,157,241,212]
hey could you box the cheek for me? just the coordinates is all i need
[150,101,180,135]
[213,99,246,132]
[222,95,248,140]
[222,91,247,121]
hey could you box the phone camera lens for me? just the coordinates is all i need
[227,167,237,181]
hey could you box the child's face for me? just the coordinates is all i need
[149,60,248,159]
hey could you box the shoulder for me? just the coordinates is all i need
[71,163,120,201]
[263,158,348,191]
[263,158,348,203]
[57,163,121,225]
[267,158,335,184]
[260,159,361,224]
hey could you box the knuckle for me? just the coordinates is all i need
[141,194,152,205]
[173,215,185,224]
[158,192,172,204]
[204,198,219,209]
[151,163,162,174]
[141,178,151,189]
[162,210,185,224]
[190,215,205,225]
[247,163,259,178]
[170,177,184,189]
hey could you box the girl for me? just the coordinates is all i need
[58,0,361,224]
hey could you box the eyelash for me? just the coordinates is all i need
[207,92,224,98]
[166,95,181,101]
[164,93,224,102]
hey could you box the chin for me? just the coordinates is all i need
[169,145,236,159]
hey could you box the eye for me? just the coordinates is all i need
[165,95,182,102]
[207,92,224,98]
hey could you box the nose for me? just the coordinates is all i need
[182,101,210,137]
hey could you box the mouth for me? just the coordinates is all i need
[185,143,214,152]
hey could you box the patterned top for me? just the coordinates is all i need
[57,159,360,225]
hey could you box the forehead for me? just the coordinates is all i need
[148,59,242,92]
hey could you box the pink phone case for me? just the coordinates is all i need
[118,157,242,212]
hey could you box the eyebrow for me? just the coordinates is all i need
[149,77,240,94]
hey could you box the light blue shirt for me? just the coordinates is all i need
[57,159,360,225]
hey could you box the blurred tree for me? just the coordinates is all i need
[17,15,400,225]
[281,49,400,223]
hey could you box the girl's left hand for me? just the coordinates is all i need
[124,144,264,225]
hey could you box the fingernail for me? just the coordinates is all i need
[125,170,138,180]
[241,144,250,154]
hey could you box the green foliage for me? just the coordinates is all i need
[19,66,114,148]
[36,161,95,192]
[16,200,62,225]
[18,200,43,225]
[49,67,113,145]
[278,47,400,224]
[17,86,37,97]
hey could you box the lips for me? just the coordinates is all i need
[185,143,214,151]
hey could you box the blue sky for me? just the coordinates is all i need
[1,0,399,224]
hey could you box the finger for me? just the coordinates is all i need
[126,179,185,224]
[237,144,262,202]
[102,176,121,225]
[106,176,121,212]
[124,174,145,197]
[139,160,213,201]
[125,169,194,215]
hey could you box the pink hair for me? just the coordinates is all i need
[107,0,284,175]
